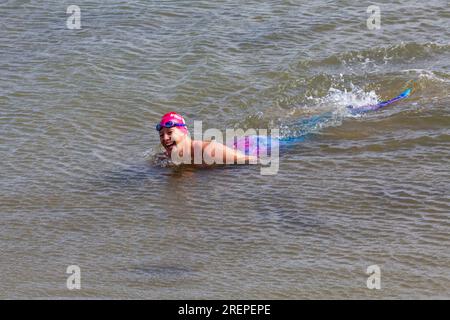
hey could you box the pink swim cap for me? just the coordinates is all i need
[158,112,188,134]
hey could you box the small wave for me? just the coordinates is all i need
[400,69,450,84]
[302,42,450,69]
[398,69,450,101]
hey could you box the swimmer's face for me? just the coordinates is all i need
[159,127,186,154]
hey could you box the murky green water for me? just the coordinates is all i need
[0,0,449,299]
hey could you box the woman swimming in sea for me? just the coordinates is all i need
[156,89,411,166]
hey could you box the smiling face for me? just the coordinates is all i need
[159,126,187,155]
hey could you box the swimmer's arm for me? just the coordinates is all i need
[207,141,257,164]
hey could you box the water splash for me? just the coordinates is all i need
[280,84,379,140]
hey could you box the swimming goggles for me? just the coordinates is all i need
[156,121,187,131]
